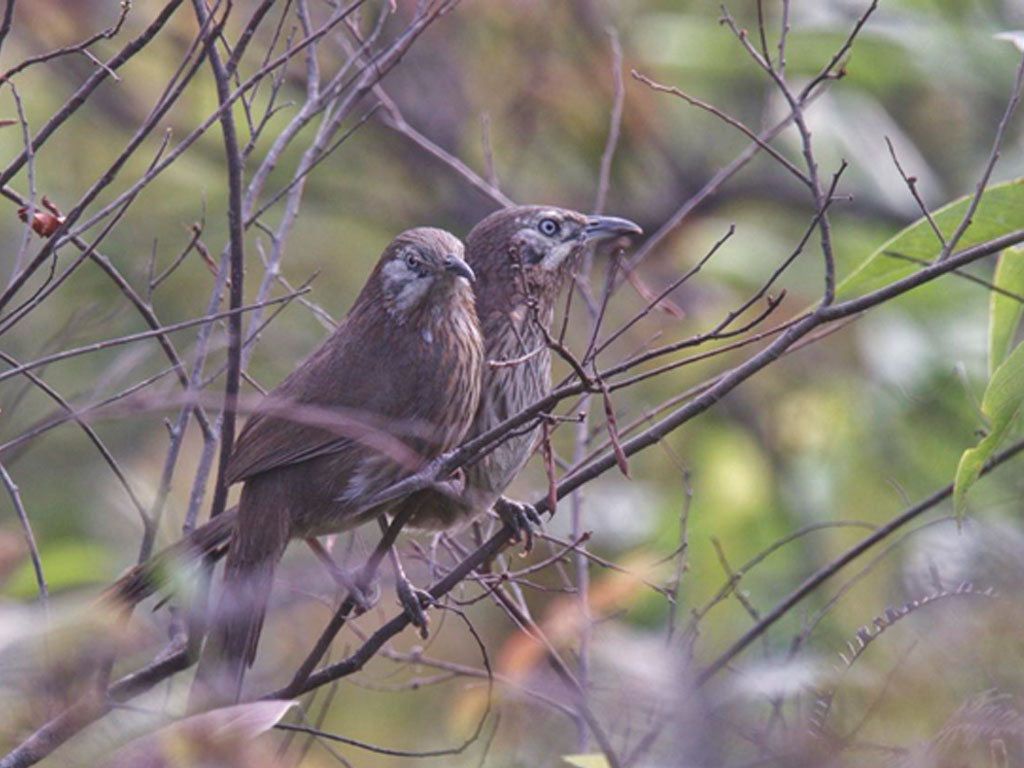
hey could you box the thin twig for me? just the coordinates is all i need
[940,47,1024,260]
[696,436,1024,686]
[0,459,47,605]
[884,136,946,248]
[594,26,624,214]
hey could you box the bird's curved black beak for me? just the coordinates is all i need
[584,215,643,242]
[443,254,476,282]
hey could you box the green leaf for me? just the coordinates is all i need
[954,339,1024,518]
[988,247,1024,375]
[563,756,612,768]
[835,178,1024,302]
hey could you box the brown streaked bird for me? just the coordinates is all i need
[103,208,639,670]
[184,227,482,702]
[393,205,641,540]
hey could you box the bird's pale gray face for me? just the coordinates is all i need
[507,207,644,277]
[380,228,475,319]
[508,209,587,276]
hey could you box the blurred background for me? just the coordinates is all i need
[2,0,1024,766]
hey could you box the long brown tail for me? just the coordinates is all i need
[101,508,238,609]
[191,475,291,706]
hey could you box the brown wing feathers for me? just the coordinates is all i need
[190,227,482,704]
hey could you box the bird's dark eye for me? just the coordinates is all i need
[404,252,422,271]
[538,218,560,237]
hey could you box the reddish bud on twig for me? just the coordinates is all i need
[194,239,232,287]
[17,196,65,238]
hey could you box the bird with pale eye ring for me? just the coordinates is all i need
[106,228,483,706]
[394,205,643,548]
[102,207,642,697]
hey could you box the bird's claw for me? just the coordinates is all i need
[427,467,467,500]
[493,496,542,554]
[307,538,380,614]
[349,576,380,615]
[396,578,434,639]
